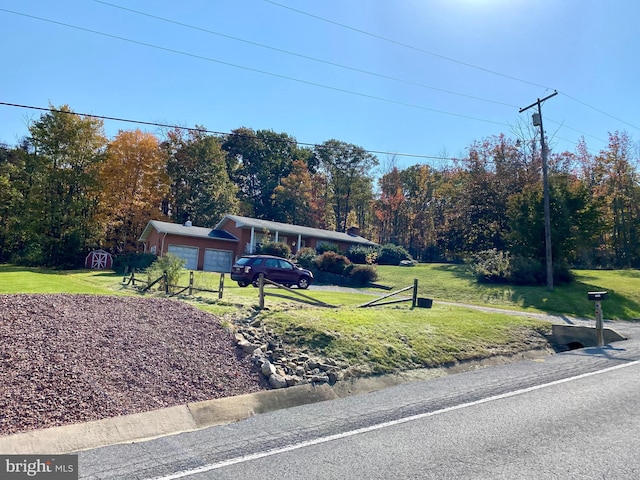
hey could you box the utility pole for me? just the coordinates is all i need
[519,90,557,292]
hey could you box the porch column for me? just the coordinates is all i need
[250,227,255,253]
[297,234,302,253]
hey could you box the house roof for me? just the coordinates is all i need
[138,220,238,243]
[216,214,377,246]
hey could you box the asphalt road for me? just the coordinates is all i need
[78,321,640,480]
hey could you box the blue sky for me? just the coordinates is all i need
[1,0,638,170]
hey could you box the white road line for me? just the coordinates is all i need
[150,360,640,479]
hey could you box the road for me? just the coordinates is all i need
[79,322,640,479]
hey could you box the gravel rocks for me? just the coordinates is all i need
[0,294,268,436]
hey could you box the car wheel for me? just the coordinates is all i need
[237,281,249,287]
[297,276,310,289]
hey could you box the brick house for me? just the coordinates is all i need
[138,214,377,272]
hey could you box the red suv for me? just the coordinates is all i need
[231,255,314,289]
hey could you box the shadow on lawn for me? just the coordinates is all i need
[430,263,640,321]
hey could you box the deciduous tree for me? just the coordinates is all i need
[99,129,170,252]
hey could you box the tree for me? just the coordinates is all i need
[314,140,378,232]
[222,128,312,220]
[164,128,238,225]
[27,105,107,266]
[99,129,170,253]
[272,160,324,226]
[592,132,640,266]
[0,143,28,262]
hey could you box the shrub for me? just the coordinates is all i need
[313,251,351,275]
[256,241,291,258]
[347,245,378,264]
[294,247,317,269]
[472,249,512,284]
[316,242,341,255]
[145,253,186,291]
[112,252,157,275]
[377,243,412,266]
[473,250,575,286]
[348,264,379,285]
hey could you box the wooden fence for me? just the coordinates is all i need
[123,270,225,299]
[359,279,432,308]
[256,274,336,309]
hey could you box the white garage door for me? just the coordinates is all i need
[203,249,233,273]
[167,245,198,270]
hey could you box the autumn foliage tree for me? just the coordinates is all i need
[98,129,170,253]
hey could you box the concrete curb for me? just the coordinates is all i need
[0,384,338,455]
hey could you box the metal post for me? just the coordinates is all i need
[218,273,224,300]
[595,300,604,347]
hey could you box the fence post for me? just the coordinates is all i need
[258,273,265,309]
[219,273,224,299]
[189,271,194,296]
[163,271,169,294]
[412,279,418,308]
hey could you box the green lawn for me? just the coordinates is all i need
[377,264,640,321]
[2,262,637,374]
[0,265,126,295]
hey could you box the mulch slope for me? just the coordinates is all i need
[0,294,268,436]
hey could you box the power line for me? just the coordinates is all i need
[265,0,639,136]
[95,0,518,109]
[263,0,553,90]
[559,92,639,131]
[0,101,461,162]
[0,7,510,129]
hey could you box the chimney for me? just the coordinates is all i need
[347,226,360,237]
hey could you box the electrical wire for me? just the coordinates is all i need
[264,0,638,136]
[0,101,461,162]
[94,0,518,109]
[0,7,510,129]
[263,0,553,90]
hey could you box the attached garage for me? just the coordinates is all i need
[168,245,199,270]
[203,249,233,273]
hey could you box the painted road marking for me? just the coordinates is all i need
[150,360,640,479]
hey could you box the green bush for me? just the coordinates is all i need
[294,247,317,269]
[112,252,157,275]
[347,245,378,264]
[145,253,186,291]
[472,249,512,284]
[348,264,379,285]
[473,250,574,286]
[314,251,351,275]
[256,241,291,258]
[316,242,341,255]
[377,243,412,266]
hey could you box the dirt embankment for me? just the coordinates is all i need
[0,294,268,436]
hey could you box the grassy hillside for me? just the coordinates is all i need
[1,263,637,374]
[378,264,640,321]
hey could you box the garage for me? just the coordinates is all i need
[168,245,199,270]
[203,249,233,273]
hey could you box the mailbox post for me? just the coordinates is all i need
[588,291,608,346]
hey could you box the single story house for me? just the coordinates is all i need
[138,214,377,272]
